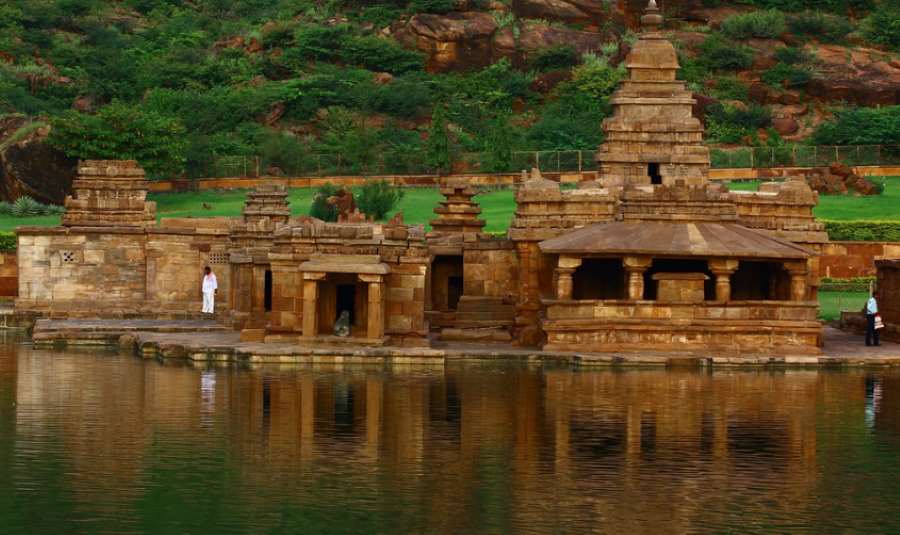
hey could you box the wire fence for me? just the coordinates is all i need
[196,145,900,179]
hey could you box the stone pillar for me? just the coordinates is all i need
[555,256,582,300]
[514,241,543,346]
[360,274,384,341]
[785,262,808,301]
[301,272,325,338]
[624,256,652,300]
[708,258,739,302]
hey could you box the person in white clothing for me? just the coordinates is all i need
[202,266,218,314]
[865,290,880,346]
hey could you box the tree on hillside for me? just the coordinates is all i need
[48,102,187,177]
[425,106,451,173]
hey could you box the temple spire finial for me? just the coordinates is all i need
[641,0,663,33]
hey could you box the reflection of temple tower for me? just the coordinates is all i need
[596,0,709,188]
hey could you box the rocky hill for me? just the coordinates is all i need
[0,0,898,180]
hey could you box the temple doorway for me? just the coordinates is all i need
[317,274,369,335]
[431,255,464,312]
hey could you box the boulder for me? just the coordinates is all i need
[805,165,880,196]
[748,82,769,104]
[394,12,498,72]
[0,116,77,205]
[511,0,613,25]
[530,69,573,93]
[771,117,799,136]
[515,23,604,63]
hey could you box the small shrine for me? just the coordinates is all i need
[61,160,156,227]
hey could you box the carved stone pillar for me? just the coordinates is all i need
[555,256,582,300]
[623,255,652,300]
[359,273,384,341]
[301,272,326,338]
[785,261,808,301]
[708,258,739,302]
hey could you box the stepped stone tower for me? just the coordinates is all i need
[62,160,156,227]
[241,184,291,226]
[596,0,709,188]
[429,177,486,236]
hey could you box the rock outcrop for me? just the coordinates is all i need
[394,12,498,72]
[0,115,77,205]
[395,13,606,72]
[805,162,880,195]
[806,45,900,106]
[511,0,615,25]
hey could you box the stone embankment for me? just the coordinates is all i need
[29,319,900,368]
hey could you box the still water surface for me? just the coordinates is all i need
[1,335,899,534]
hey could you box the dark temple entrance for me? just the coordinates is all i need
[648,162,662,185]
[336,284,356,324]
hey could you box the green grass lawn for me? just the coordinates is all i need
[727,176,900,220]
[0,176,897,233]
[818,290,869,321]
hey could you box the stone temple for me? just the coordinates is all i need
[15,2,829,356]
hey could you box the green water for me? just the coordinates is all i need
[0,335,899,534]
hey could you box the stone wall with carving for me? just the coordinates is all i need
[16,228,147,316]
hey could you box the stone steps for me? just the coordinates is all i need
[32,318,229,347]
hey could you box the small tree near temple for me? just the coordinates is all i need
[309,183,340,222]
[357,180,404,221]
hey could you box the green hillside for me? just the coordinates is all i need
[0,0,898,179]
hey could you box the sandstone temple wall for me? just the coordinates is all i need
[0,251,18,297]
[16,223,232,317]
[462,240,518,299]
[876,259,900,342]
[17,228,148,315]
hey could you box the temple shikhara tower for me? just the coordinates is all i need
[14,0,829,357]
[597,0,709,188]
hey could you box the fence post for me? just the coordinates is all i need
[578,150,583,172]
[834,146,839,163]
[750,148,754,169]
[535,152,540,171]
[255,156,260,178]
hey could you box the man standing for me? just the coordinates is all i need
[865,290,880,347]
[202,266,218,315]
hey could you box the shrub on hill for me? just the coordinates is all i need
[48,102,187,177]
[408,0,457,14]
[341,35,425,74]
[531,45,580,72]
[762,62,812,87]
[812,106,900,145]
[705,103,772,143]
[861,3,900,50]
[698,34,754,71]
[720,10,787,39]
[787,11,852,42]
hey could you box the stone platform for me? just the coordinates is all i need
[27,319,900,368]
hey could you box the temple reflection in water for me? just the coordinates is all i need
[4,346,900,532]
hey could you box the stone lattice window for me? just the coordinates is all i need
[60,251,76,263]
[207,252,229,265]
